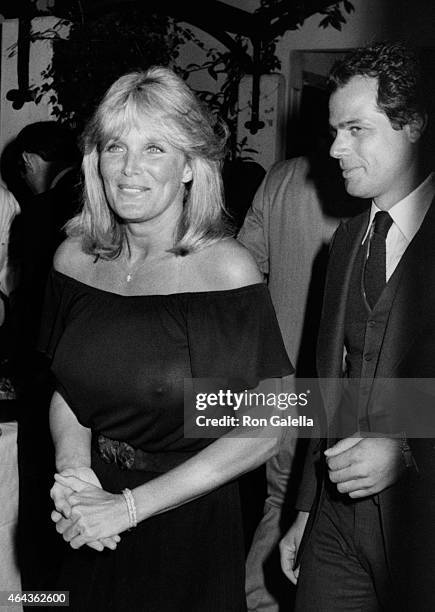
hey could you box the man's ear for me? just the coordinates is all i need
[22,151,37,173]
[405,112,427,143]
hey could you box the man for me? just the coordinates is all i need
[9,121,81,359]
[280,42,435,610]
[9,122,81,591]
[238,148,365,611]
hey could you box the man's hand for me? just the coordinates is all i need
[325,435,403,498]
[279,511,309,584]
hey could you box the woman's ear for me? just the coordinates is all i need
[182,162,193,184]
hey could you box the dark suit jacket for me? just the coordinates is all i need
[297,197,435,607]
[12,167,81,590]
[9,166,81,354]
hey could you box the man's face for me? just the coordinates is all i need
[329,75,417,210]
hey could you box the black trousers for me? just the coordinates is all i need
[295,486,396,612]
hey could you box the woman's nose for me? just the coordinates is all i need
[122,152,143,176]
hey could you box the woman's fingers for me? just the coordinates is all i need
[99,537,118,550]
[86,541,105,552]
[56,516,81,540]
[50,480,77,519]
[51,509,63,523]
[54,518,120,552]
[54,473,95,492]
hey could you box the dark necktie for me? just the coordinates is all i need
[364,211,393,309]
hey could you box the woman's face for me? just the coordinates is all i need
[99,119,192,225]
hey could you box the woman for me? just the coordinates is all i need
[41,66,293,611]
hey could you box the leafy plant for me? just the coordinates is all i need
[28,0,354,159]
[318,0,355,30]
[35,7,179,131]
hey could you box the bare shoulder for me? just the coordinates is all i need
[53,236,91,279]
[191,238,263,291]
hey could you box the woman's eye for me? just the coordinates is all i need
[106,143,124,152]
[350,126,362,135]
[147,145,163,153]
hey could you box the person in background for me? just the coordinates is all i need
[0,181,20,364]
[238,147,366,611]
[280,41,435,611]
[10,121,81,357]
[223,158,266,231]
[0,181,21,607]
[40,66,292,611]
[7,122,81,591]
[0,182,20,313]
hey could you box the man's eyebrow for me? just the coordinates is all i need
[330,119,363,129]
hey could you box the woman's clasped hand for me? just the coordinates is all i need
[50,468,123,551]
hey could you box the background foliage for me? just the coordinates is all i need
[36,8,180,129]
[31,0,354,158]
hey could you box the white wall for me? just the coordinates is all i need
[0,17,61,160]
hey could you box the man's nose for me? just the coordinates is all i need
[329,132,348,159]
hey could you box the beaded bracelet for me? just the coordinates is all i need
[400,433,415,470]
[122,488,138,529]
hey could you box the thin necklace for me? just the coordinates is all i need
[118,255,148,283]
[118,250,182,285]
[125,263,146,283]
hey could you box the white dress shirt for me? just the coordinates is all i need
[362,172,435,281]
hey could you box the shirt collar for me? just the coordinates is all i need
[49,166,75,190]
[362,172,435,244]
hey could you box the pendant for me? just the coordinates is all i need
[126,274,133,282]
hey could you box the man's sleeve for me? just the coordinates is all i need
[295,437,323,511]
[237,173,270,277]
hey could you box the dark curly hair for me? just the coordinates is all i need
[328,42,426,130]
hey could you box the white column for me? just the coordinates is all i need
[0,17,61,158]
[237,73,285,172]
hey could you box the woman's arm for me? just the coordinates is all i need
[50,390,92,472]
[49,390,121,551]
[56,419,282,548]
[135,424,280,520]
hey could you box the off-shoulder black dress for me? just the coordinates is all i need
[39,269,293,612]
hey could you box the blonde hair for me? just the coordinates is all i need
[67,66,231,257]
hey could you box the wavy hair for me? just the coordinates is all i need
[67,66,231,257]
[328,42,426,130]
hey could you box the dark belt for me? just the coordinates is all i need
[94,434,194,473]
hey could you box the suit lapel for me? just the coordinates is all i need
[376,198,435,377]
[317,211,369,418]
